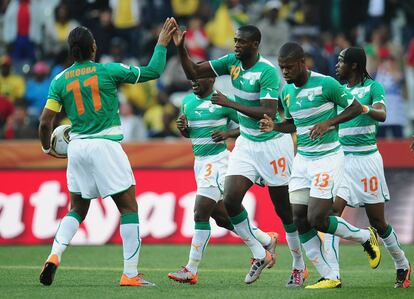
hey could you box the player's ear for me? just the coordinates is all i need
[351,62,358,71]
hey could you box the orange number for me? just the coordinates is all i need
[361,176,378,192]
[270,157,286,175]
[230,65,240,80]
[66,75,101,115]
[314,173,330,188]
[204,163,213,178]
[66,79,84,115]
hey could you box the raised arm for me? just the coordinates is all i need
[172,19,216,79]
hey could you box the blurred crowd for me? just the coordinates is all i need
[0,0,413,141]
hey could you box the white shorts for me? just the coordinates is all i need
[194,150,229,202]
[336,151,390,207]
[226,134,294,186]
[289,150,344,202]
[67,138,135,199]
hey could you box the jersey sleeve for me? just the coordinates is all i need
[280,88,292,119]
[370,81,386,106]
[259,66,279,100]
[324,76,354,109]
[209,54,235,77]
[105,63,141,84]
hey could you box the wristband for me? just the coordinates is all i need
[362,105,371,114]
[42,146,51,154]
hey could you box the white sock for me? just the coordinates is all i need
[50,212,81,262]
[301,229,337,280]
[186,222,211,274]
[231,209,265,259]
[328,216,370,244]
[286,231,305,270]
[120,213,141,278]
[381,225,410,270]
[324,233,340,278]
[251,226,271,246]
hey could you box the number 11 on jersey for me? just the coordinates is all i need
[66,75,101,115]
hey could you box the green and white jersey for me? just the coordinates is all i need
[209,53,281,142]
[182,91,238,157]
[338,79,386,155]
[47,45,167,141]
[280,71,355,157]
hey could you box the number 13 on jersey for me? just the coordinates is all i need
[66,75,101,115]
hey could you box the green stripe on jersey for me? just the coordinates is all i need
[209,53,282,142]
[280,71,354,157]
[182,92,238,157]
[337,79,385,155]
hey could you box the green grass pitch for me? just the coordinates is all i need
[0,244,412,298]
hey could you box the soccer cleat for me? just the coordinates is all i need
[244,250,273,284]
[264,232,278,269]
[286,266,309,287]
[120,273,156,287]
[167,267,199,284]
[305,277,342,289]
[39,254,59,286]
[395,263,411,288]
[362,227,381,269]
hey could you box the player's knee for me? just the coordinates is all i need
[293,213,307,231]
[214,215,232,229]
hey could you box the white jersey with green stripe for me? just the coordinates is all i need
[182,91,238,157]
[338,79,385,155]
[280,71,355,157]
[209,53,281,142]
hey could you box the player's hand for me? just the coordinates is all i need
[259,114,275,132]
[176,114,188,131]
[211,130,229,142]
[308,121,331,140]
[211,91,232,107]
[171,17,186,47]
[157,18,177,47]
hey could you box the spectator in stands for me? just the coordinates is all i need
[159,55,192,95]
[171,0,200,24]
[0,55,26,103]
[90,7,118,62]
[25,61,50,119]
[120,101,148,142]
[3,0,43,63]
[44,2,80,58]
[185,16,209,61]
[256,0,290,58]
[49,49,71,79]
[406,38,414,125]
[100,37,138,66]
[375,52,407,138]
[2,98,37,139]
[0,95,14,135]
[109,0,142,57]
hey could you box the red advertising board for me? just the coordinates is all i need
[0,170,286,245]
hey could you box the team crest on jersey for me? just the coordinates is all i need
[284,94,290,107]
[307,90,315,101]
[241,72,261,85]
[357,89,366,98]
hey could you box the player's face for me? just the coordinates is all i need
[278,57,304,84]
[336,49,350,80]
[191,78,213,96]
[234,31,257,60]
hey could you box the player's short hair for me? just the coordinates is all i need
[68,26,94,61]
[278,42,305,60]
[342,47,372,83]
[237,25,261,43]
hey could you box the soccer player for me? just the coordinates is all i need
[323,47,411,288]
[38,20,176,287]
[172,21,306,285]
[259,42,381,289]
[167,76,278,284]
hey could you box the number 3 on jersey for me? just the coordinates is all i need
[66,75,101,115]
